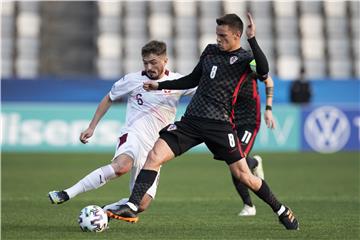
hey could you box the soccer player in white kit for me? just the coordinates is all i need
[48,40,195,214]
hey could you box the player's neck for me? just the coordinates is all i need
[156,73,166,80]
[227,43,241,52]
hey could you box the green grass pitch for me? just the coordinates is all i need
[2,152,359,239]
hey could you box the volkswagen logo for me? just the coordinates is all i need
[304,106,350,153]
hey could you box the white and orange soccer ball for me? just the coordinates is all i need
[78,205,108,232]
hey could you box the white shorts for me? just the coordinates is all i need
[112,131,160,199]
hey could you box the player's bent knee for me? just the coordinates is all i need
[111,159,132,176]
[112,166,129,176]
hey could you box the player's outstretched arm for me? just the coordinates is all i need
[143,62,202,91]
[263,76,275,129]
[80,95,113,144]
[246,12,269,79]
[246,12,256,39]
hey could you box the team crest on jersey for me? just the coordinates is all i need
[167,124,177,131]
[230,56,238,64]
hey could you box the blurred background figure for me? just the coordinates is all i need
[290,66,312,104]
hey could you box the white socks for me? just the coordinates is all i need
[65,165,116,199]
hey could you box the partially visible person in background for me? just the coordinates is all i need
[231,73,275,216]
[290,66,312,104]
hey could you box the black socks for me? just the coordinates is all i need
[231,175,253,206]
[128,169,158,207]
[253,180,282,212]
[246,156,258,169]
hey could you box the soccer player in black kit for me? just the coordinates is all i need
[107,13,299,230]
[231,73,275,216]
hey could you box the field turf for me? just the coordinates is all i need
[2,152,359,239]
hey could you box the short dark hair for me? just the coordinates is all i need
[141,40,167,57]
[216,14,244,35]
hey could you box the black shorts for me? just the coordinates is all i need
[159,116,245,165]
[236,124,259,156]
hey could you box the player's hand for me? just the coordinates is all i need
[246,12,256,39]
[79,127,94,144]
[143,81,159,91]
[264,110,276,129]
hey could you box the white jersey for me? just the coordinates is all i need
[109,70,195,198]
[109,70,195,149]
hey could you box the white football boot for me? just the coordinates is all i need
[252,155,264,180]
[238,204,256,216]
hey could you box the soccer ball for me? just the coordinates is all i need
[78,205,108,232]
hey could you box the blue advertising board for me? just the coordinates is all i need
[252,105,301,152]
[301,105,360,153]
[1,103,359,153]
[1,103,124,152]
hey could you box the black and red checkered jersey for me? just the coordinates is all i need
[233,73,261,127]
[183,44,254,122]
[158,38,269,124]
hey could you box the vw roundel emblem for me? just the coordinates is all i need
[304,106,350,153]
